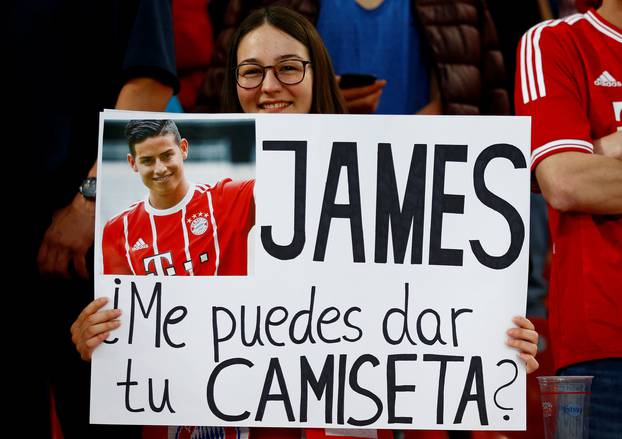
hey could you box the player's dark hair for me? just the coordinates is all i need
[125,120,182,156]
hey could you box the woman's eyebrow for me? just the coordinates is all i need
[238,54,304,64]
[276,54,305,61]
[238,57,260,64]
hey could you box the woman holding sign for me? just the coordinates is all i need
[72,6,540,439]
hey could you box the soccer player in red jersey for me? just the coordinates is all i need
[102,119,254,276]
[96,118,254,439]
[515,0,622,435]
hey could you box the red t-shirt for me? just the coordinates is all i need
[515,10,622,371]
[102,179,255,276]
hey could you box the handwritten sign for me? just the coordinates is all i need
[92,113,531,430]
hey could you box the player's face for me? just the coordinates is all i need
[236,23,313,114]
[128,133,189,205]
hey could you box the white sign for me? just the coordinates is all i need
[92,112,531,431]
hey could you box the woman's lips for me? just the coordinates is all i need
[259,101,292,112]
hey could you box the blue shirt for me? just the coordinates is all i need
[317,0,429,114]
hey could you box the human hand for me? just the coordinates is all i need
[70,297,121,361]
[37,193,95,278]
[337,78,387,113]
[506,316,539,374]
[593,130,622,160]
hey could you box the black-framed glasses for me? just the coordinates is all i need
[235,59,311,89]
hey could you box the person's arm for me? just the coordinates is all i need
[114,76,173,110]
[535,149,622,214]
[37,163,97,278]
[37,78,173,278]
[514,16,622,215]
[506,316,539,374]
[593,130,622,160]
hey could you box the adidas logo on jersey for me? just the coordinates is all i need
[132,238,149,251]
[594,71,622,87]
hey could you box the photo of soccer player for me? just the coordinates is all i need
[99,118,255,276]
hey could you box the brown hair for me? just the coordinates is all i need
[221,6,346,114]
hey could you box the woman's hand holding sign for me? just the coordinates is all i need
[506,316,539,373]
[71,297,121,361]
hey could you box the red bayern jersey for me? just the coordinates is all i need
[102,179,254,276]
[515,10,622,370]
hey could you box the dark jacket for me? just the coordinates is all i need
[197,0,509,115]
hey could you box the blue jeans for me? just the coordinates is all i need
[559,358,622,439]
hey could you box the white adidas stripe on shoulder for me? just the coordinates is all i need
[566,13,584,25]
[520,19,557,104]
[531,138,593,165]
[531,19,561,101]
[519,14,585,105]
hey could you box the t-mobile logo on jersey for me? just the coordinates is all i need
[614,101,622,131]
[143,251,209,275]
[144,252,175,275]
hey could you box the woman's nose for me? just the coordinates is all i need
[261,68,282,93]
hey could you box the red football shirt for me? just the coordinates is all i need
[102,179,255,276]
[515,10,622,370]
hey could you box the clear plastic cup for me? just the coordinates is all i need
[537,376,593,439]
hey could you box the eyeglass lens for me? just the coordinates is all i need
[237,60,308,88]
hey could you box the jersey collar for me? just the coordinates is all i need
[144,182,196,216]
[586,9,622,44]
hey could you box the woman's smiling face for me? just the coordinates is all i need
[236,23,313,114]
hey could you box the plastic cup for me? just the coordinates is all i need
[537,376,593,439]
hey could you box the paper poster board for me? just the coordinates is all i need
[92,112,531,431]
